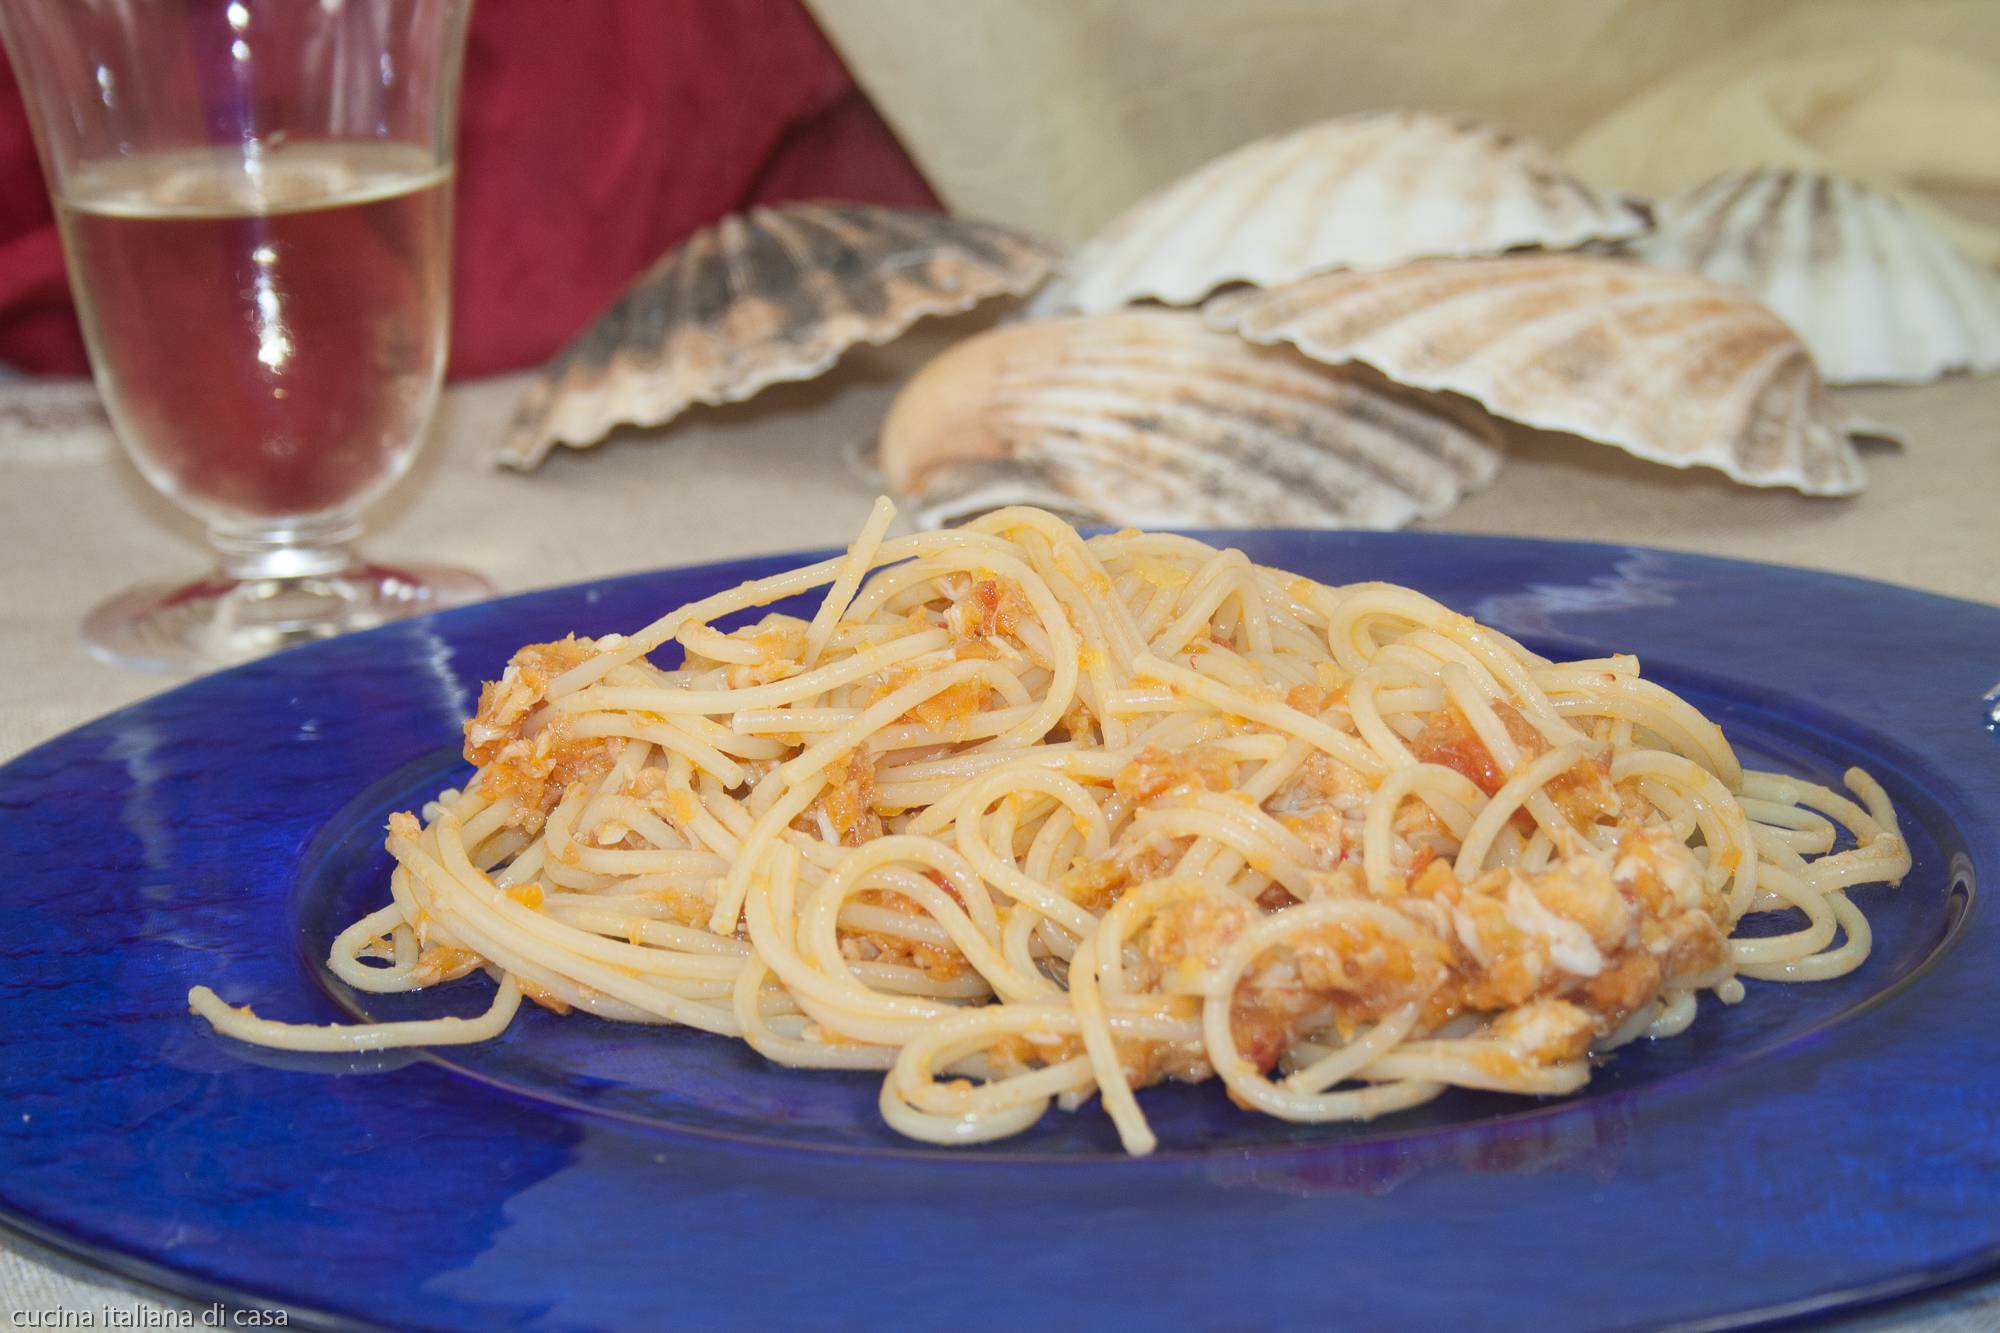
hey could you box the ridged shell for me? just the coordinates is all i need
[1628,168,2000,386]
[877,310,1503,529]
[498,204,1060,469]
[1035,110,1650,316]
[1206,255,1873,496]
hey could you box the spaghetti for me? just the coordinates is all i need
[190,500,1910,1154]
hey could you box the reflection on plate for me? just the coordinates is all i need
[1,532,1996,1331]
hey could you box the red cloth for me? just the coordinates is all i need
[0,0,937,378]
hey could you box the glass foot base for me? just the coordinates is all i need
[83,561,495,672]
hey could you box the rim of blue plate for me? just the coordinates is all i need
[2,529,1997,1333]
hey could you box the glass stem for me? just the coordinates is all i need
[210,519,364,582]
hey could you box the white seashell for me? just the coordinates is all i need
[1628,168,2000,386]
[1206,255,1875,496]
[877,310,1503,530]
[1035,110,1649,316]
[497,204,1059,469]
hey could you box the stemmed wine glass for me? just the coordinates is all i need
[1,0,491,670]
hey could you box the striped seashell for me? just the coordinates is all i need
[1035,109,1649,316]
[1206,255,1874,496]
[1628,168,2000,386]
[877,310,1503,529]
[498,204,1060,469]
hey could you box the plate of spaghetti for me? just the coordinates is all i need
[1,503,1995,1330]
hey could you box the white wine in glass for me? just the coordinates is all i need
[3,0,489,669]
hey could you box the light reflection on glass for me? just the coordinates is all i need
[253,265,292,372]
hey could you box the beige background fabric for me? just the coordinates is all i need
[1565,0,2000,264]
[806,0,2000,254]
[3,345,1998,765]
[0,355,1997,1318]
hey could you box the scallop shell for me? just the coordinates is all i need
[1206,254,1872,496]
[1035,110,1650,316]
[1628,168,2000,386]
[498,204,1060,469]
[877,310,1503,529]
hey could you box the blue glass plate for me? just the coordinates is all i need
[3,532,1996,1331]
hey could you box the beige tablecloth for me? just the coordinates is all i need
[2,346,1998,1327]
